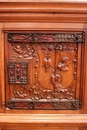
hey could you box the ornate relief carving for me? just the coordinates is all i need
[51,71,62,91]
[9,43,77,60]
[43,53,52,72]
[58,57,70,71]
[73,53,77,78]
[6,32,83,110]
[8,62,28,84]
[13,85,28,98]
[12,82,75,100]
[8,32,84,43]
[8,100,82,110]
[9,42,77,99]
[10,43,36,59]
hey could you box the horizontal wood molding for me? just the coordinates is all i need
[0,114,86,127]
[0,2,87,22]
[1,0,87,3]
[0,2,87,13]
[0,0,87,2]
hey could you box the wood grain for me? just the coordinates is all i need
[0,3,87,22]
[0,23,5,112]
[0,114,86,127]
[5,126,79,130]
[0,1,87,130]
[0,0,87,3]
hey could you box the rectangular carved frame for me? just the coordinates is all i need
[4,31,84,110]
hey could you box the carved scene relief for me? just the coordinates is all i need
[8,42,77,101]
[5,32,84,109]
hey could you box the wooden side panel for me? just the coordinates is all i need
[79,30,87,114]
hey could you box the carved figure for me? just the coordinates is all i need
[13,45,23,54]
[58,57,70,71]
[51,73,62,91]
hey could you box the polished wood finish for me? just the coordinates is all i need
[4,31,83,111]
[0,2,87,22]
[0,1,87,130]
[0,114,86,125]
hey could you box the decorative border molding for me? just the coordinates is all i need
[8,32,85,43]
[8,100,82,110]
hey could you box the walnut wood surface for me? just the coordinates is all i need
[0,114,86,126]
[0,0,87,2]
[0,1,87,130]
[4,31,83,110]
[0,2,87,22]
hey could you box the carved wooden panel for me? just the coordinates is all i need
[5,32,84,110]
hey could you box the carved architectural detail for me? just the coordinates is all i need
[8,32,85,43]
[8,100,82,110]
[8,62,28,84]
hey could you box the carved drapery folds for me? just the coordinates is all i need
[6,32,84,110]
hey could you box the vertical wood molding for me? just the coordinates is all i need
[0,23,5,112]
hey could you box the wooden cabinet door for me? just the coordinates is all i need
[4,31,84,111]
